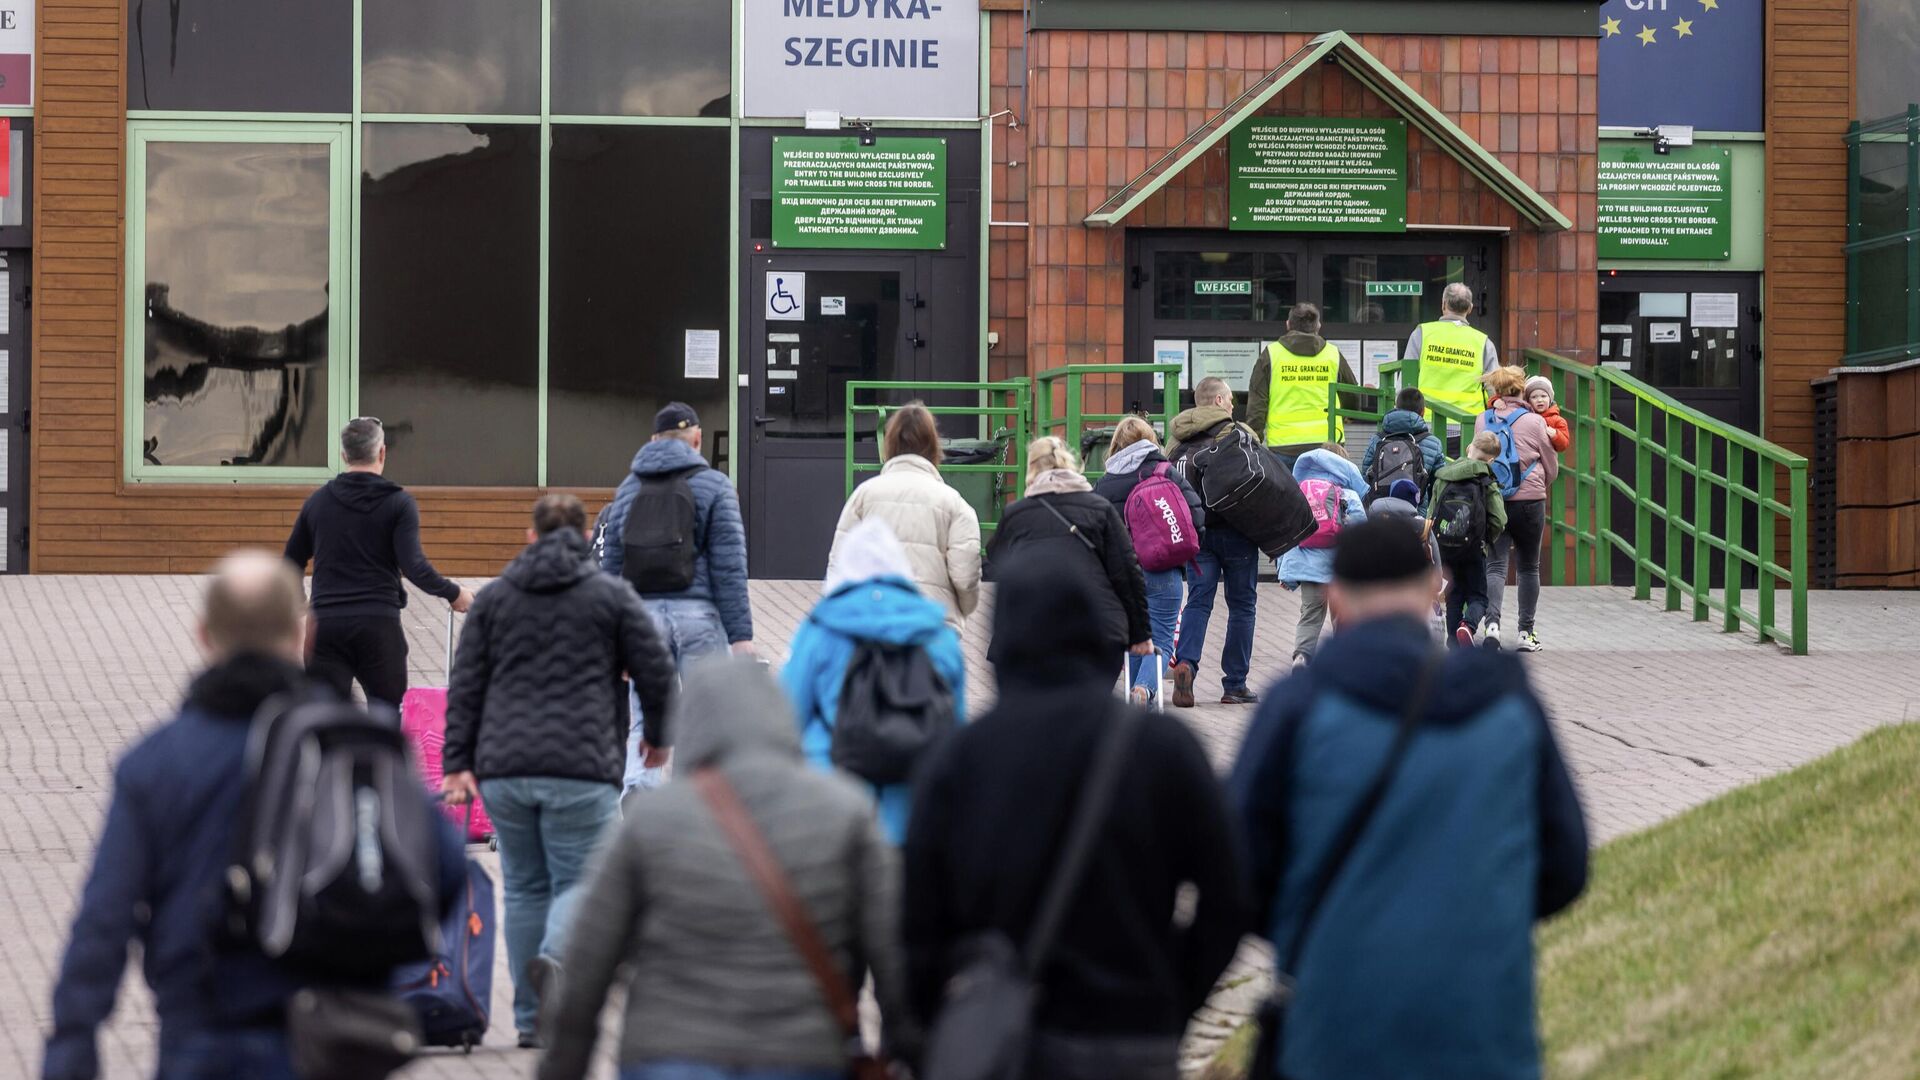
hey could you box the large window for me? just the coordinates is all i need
[1858,0,1920,124]
[125,0,736,485]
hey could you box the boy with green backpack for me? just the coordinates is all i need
[1428,433,1508,648]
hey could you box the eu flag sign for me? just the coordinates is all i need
[1598,0,1762,134]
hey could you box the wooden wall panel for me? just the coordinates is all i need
[27,0,606,576]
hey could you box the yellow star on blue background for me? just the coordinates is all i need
[1699,0,1718,9]
[1603,16,1622,36]
[1638,25,1658,45]
[1673,17,1694,37]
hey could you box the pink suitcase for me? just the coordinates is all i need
[403,613,494,844]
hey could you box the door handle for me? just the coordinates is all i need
[752,414,775,425]
[908,333,927,348]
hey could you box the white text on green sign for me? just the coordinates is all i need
[1194,280,1252,295]
[1365,281,1423,296]
[771,136,947,250]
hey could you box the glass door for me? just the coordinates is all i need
[0,252,24,572]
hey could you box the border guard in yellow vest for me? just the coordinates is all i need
[1405,282,1500,416]
[1246,303,1361,468]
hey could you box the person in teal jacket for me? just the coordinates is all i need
[782,520,967,844]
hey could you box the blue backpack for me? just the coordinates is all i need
[1481,407,1539,498]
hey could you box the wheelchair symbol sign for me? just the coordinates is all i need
[766,272,806,321]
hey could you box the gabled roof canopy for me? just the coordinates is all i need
[1084,31,1572,231]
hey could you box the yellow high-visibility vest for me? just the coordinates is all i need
[1416,319,1490,415]
[1264,341,1343,447]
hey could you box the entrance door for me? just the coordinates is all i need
[1598,271,1763,585]
[747,254,918,579]
[0,252,26,573]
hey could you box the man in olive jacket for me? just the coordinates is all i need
[442,493,676,1048]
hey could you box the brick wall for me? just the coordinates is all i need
[988,22,1599,412]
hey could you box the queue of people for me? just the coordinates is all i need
[46,348,1583,1080]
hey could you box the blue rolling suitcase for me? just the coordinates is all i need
[394,858,495,1050]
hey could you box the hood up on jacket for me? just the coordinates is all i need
[1278,330,1327,357]
[990,549,1114,689]
[1368,496,1423,521]
[1292,448,1368,493]
[324,469,405,513]
[501,527,597,593]
[1377,409,1434,438]
[1103,438,1160,476]
[1171,404,1236,446]
[671,656,802,770]
[629,436,710,478]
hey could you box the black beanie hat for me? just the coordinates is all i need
[1333,516,1433,585]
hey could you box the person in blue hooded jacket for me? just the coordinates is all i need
[783,519,967,844]
[1229,518,1586,1080]
[1279,446,1369,667]
[1359,387,1447,499]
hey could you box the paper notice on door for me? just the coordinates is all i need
[1601,324,1633,336]
[1690,292,1740,328]
[0,272,10,335]
[1152,339,1189,390]
[1362,340,1398,388]
[684,329,720,379]
[1192,341,1260,392]
[1649,323,1682,344]
[1329,340,1361,385]
[820,296,846,316]
[0,349,8,413]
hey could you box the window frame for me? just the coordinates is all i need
[123,121,353,484]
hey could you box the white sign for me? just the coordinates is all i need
[0,3,31,108]
[1192,341,1260,393]
[1151,339,1188,390]
[742,0,981,120]
[1362,340,1398,389]
[766,271,806,321]
[1690,292,1740,329]
[1649,322,1682,344]
[684,329,720,379]
[820,296,847,315]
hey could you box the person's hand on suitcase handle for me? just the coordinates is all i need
[1129,640,1155,656]
[450,586,475,614]
[443,770,481,806]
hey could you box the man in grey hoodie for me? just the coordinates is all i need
[537,657,908,1080]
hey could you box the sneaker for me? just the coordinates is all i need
[1517,630,1543,653]
[1291,654,1308,670]
[1454,625,1475,649]
[517,1033,544,1050]
[1129,685,1153,707]
[1221,687,1260,705]
[527,955,563,1044]
[1169,661,1196,709]
[1481,620,1502,650]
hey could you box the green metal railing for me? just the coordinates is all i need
[1033,364,1182,479]
[1372,359,1482,456]
[1523,349,1808,654]
[842,380,1032,533]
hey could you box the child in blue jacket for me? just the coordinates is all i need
[782,520,967,843]
[1279,446,1370,667]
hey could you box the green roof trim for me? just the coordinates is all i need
[1084,31,1572,232]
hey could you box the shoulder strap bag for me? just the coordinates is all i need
[694,768,889,1080]
[1036,495,1099,554]
[1248,655,1443,1078]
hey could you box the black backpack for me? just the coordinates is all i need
[1367,433,1429,501]
[1431,475,1492,554]
[621,465,704,593]
[1174,421,1318,558]
[228,696,443,980]
[830,640,957,786]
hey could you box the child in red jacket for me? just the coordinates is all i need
[1525,376,1571,453]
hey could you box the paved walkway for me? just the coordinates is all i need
[3,575,1916,1077]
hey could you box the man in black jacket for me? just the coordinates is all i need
[441,493,676,1049]
[905,553,1249,1080]
[283,417,472,708]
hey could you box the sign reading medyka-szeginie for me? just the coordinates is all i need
[1230,118,1407,233]
[1597,143,1732,260]
[742,0,980,120]
[772,136,947,249]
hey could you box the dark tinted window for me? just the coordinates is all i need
[362,0,539,115]
[548,126,729,486]
[551,0,731,117]
[1320,253,1467,325]
[141,141,332,468]
[128,0,351,112]
[359,124,539,486]
[1153,251,1297,322]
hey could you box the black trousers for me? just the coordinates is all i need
[1442,547,1489,643]
[309,615,410,709]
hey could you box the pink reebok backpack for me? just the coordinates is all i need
[1124,463,1203,571]
[1298,477,1345,549]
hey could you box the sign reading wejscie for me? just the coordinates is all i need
[742,0,980,120]
[1230,118,1407,233]
[1194,280,1252,295]
[1598,144,1732,260]
[1365,280,1422,296]
[772,136,946,249]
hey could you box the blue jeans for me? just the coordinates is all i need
[1176,528,1259,693]
[156,1030,296,1080]
[621,1066,842,1080]
[626,596,729,792]
[1130,566,1184,696]
[479,776,620,1036]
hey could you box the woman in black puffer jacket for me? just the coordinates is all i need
[989,436,1151,675]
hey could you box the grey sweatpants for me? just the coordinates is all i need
[1294,581,1331,660]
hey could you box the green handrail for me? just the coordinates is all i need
[1033,363,1182,480]
[1523,349,1808,654]
[843,379,1032,534]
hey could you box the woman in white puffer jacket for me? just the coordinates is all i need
[829,402,983,633]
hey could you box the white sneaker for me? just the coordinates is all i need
[1517,630,1543,653]
[1481,620,1503,650]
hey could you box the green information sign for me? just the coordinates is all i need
[1230,118,1407,233]
[1194,280,1252,295]
[1365,280,1423,296]
[772,136,946,250]
[1598,144,1732,260]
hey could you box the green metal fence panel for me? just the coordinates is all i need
[1033,364,1183,481]
[843,379,1032,538]
[1523,349,1808,654]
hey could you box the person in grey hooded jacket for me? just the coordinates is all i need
[537,657,909,1080]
